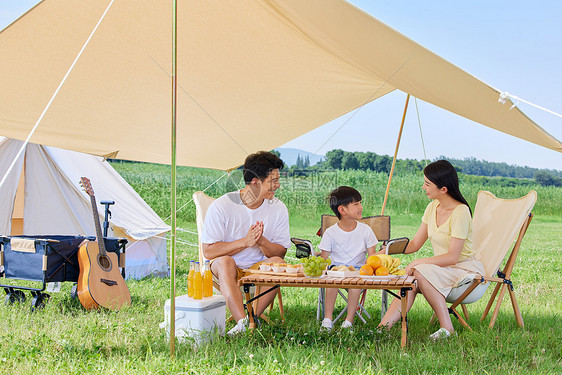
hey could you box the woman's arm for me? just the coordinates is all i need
[404,237,464,274]
[375,223,428,255]
[403,223,428,254]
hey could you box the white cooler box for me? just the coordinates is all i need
[161,294,226,343]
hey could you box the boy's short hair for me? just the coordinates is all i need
[243,151,284,184]
[328,186,362,219]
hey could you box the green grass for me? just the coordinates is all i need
[0,164,560,373]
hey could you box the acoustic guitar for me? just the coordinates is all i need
[77,177,131,310]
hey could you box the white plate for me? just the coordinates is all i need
[359,275,407,280]
[326,270,361,278]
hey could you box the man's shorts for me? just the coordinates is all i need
[209,258,267,283]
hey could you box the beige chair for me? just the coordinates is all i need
[431,190,537,329]
[193,191,284,323]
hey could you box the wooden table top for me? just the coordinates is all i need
[238,274,416,289]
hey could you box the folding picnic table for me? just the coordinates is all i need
[238,274,416,348]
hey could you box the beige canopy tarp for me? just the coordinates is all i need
[1,0,560,170]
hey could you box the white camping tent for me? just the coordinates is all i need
[0,137,169,280]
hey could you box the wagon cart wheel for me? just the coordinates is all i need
[5,289,26,305]
[30,292,50,312]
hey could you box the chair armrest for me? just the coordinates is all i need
[291,238,314,258]
[384,237,409,255]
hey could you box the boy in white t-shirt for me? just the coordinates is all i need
[319,186,378,331]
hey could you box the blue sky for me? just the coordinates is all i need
[284,0,562,170]
[2,1,561,170]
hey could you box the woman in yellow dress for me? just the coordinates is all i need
[378,160,484,340]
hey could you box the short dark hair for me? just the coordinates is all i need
[424,160,472,215]
[328,186,362,219]
[243,151,284,184]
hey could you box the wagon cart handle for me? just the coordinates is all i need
[100,201,115,238]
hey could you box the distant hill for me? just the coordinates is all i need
[275,148,324,167]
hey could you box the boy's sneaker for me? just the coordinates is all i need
[320,318,333,332]
[227,317,248,337]
[429,327,453,341]
[341,320,353,330]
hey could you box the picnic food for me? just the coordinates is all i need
[286,264,300,274]
[332,265,356,272]
[301,256,330,277]
[271,263,287,272]
[359,264,374,275]
[375,266,389,276]
[366,255,382,269]
[259,263,272,272]
[362,254,406,276]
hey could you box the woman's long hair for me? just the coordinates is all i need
[423,160,472,215]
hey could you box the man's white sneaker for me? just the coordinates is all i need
[429,327,453,341]
[227,317,248,337]
[320,318,333,332]
[341,320,353,329]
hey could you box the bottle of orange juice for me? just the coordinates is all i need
[203,260,213,297]
[187,261,195,297]
[193,262,203,300]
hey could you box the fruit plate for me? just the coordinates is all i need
[326,270,361,278]
[359,275,407,280]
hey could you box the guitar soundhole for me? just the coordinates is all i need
[97,255,112,271]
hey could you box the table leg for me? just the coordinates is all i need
[400,288,408,348]
[244,285,256,329]
[317,288,325,321]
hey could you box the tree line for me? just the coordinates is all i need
[285,149,562,187]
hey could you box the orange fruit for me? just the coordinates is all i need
[366,255,382,270]
[359,264,374,276]
[375,266,389,276]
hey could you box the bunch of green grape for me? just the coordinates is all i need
[300,256,331,277]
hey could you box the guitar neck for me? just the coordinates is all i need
[89,194,107,256]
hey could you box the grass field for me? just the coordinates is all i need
[0,164,560,374]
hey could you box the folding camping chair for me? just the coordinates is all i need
[193,191,285,323]
[306,214,408,324]
[432,190,537,330]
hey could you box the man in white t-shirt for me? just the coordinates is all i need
[319,186,378,331]
[202,151,290,335]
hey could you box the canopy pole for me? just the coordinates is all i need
[169,0,178,358]
[381,94,410,215]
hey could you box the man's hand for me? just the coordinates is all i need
[244,221,263,248]
[255,221,268,246]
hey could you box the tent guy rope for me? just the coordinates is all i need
[123,171,228,254]
[498,92,562,119]
[0,0,116,192]
[414,97,428,166]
